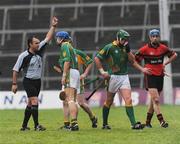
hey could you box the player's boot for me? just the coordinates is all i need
[160,121,168,128]
[70,123,79,131]
[34,125,46,131]
[131,122,144,130]
[102,125,111,130]
[20,126,30,131]
[91,116,98,128]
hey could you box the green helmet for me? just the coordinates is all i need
[116,29,130,40]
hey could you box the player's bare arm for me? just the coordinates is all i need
[80,62,93,80]
[164,52,177,66]
[128,52,152,75]
[94,56,109,80]
[61,61,70,85]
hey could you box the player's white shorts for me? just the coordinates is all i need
[108,74,131,93]
[69,68,80,94]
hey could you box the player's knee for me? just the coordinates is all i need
[66,96,74,102]
[30,99,38,105]
[153,98,159,104]
[68,100,75,105]
[124,97,132,105]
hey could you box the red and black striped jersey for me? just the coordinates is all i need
[135,43,175,76]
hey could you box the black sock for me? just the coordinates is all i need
[157,113,164,124]
[102,105,110,126]
[91,116,95,121]
[31,105,39,127]
[22,106,31,127]
[146,112,154,125]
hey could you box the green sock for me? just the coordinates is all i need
[103,105,110,126]
[125,106,136,126]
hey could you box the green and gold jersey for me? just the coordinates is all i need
[74,49,93,74]
[74,49,93,93]
[58,42,78,69]
[96,41,130,75]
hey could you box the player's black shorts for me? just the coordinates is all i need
[23,77,41,97]
[144,75,164,92]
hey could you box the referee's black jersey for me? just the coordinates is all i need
[13,39,48,79]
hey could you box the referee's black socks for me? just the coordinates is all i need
[22,105,31,128]
[31,105,39,127]
[146,112,154,125]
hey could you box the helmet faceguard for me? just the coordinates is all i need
[116,29,130,41]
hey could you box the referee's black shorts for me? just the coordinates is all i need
[144,75,164,92]
[23,77,41,97]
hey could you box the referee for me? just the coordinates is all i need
[11,17,58,131]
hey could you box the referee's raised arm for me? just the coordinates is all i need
[44,16,58,43]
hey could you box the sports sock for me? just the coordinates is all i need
[31,105,39,127]
[157,113,164,124]
[102,105,110,126]
[90,116,96,121]
[125,106,136,126]
[71,118,78,126]
[64,121,70,126]
[146,112,153,125]
[22,106,31,127]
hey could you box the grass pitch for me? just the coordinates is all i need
[0,105,180,144]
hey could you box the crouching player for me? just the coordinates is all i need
[56,31,80,131]
[56,31,98,130]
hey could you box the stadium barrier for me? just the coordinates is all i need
[0,88,180,109]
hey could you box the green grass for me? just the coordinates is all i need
[0,105,180,144]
